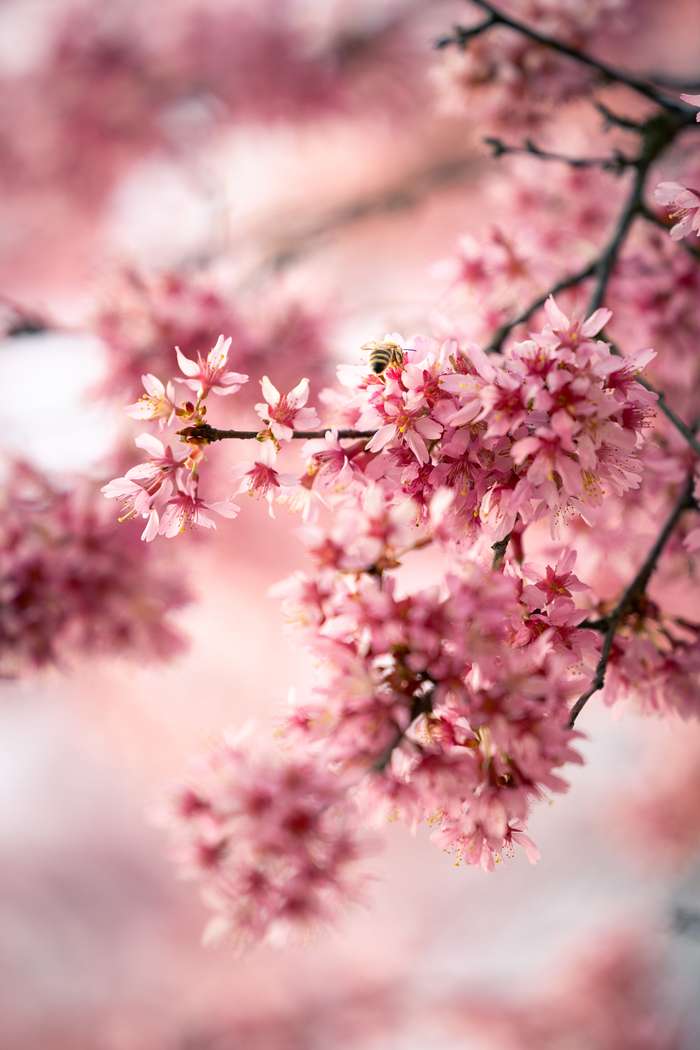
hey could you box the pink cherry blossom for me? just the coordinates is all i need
[231,441,296,517]
[255,376,320,443]
[654,181,700,240]
[126,373,178,426]
[175,334,249,400]
[158,475,239,538]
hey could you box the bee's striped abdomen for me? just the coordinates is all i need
[363,340,405,377]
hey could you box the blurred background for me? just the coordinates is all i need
[2,0,700,1047]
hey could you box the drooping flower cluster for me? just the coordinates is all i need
[278,551,593,871]
[1,463,189,676]
[170,730,371,948]
[603,619,700,720]
[102,294,663,940]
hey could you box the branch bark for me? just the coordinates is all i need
[568,472,696,727]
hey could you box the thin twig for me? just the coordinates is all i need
[586,114,681,314]
[485,259,597,353]
[484,136,633,173]
[568,472,696,727]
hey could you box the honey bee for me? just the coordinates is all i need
[362,339,405,377]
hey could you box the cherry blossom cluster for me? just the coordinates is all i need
[278,555,592,870]
[1,463,189,676]
[434,0,640,126]
[105,298,655,545]
[603,617,700,719]
[100,262,668,943]
[171,729,371,949]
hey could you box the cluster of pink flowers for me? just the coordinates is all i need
[603,619,700,719]
[101,291,665,941]
[1,463,189,676]
[171,730,371,948]
[434,0,639,126]
[106,297,655,542]
[279,557,593,871]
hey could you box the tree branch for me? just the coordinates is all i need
[568,471,696,727]
[438,0,694,117]
[484,136,633,173]
[485,259,597,353]
[179,424,375,443]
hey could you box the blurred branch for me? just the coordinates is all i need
[484,136,633,173]
[568,471,696,727]
[647,72,700,92]
[485,259,597,353]
[437,0,694,117]
[0,295,52,338]
[243,152,476,284]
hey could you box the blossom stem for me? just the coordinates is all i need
[484,137,633,173]
[568,472,696,727]
[441,0,693,118]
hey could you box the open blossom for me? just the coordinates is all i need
[159,474,239,538]
[126,373,178,426]
[230,441,296,517]
[102,434,187,541]
[255,376,320,442]
[176,334,249,399]
[170,732,371,948]
[654,181,700,240]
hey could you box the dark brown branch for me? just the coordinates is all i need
[568,472,696,727]
[485,259,597,353]
[438,0,694,118]
[179,423,375,443]
[242,153,476,284]
[484,136,633,173]
[586,114,681,313]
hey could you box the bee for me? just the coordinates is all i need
[362,339,406,377]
